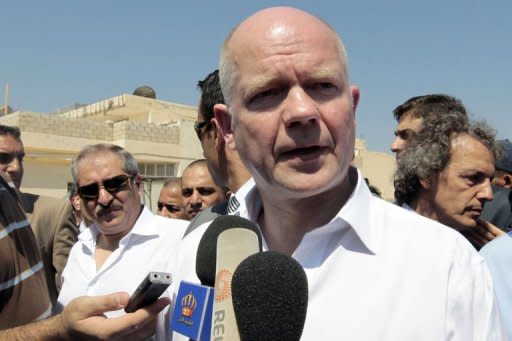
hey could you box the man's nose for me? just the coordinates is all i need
[477,180,494,202]
[6,157,22,171]
[390,137,403,155]
[282,87,320,128]
[190,190,202,204]
[97,187,114,205]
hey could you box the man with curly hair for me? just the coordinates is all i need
[393,112,505,247]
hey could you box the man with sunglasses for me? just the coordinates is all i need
[0,168,170,338]
[0,124,77,307]
[157,177,187,220]
[181,69,254,236]
[57,144,187,339]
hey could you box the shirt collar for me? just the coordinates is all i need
[333,168,376,253]
[230,178,256,215]
[238,168,377,254]
[78,205,158,246]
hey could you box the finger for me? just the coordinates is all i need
[478,219,506,237]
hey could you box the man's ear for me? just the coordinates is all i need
[419,176,432,190]
[351,85,360,114]
[502,173,512,189]
[210,118,224,152]
[134,174,142,189]
[213,103,236,151]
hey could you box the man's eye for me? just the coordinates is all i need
[250,88,283,103]
[198,188,216,195]
[182,189,192,197]
[308,82,338,92]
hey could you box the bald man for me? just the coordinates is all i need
[172,7,503,340]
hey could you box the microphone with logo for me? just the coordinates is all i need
[172,215,262,341]
[231,251,309,341]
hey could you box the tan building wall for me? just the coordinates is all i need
[0,94,396,211]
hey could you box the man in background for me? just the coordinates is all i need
[480,139,512,232]
[394,113,504,247]
[183,70,253,235]
[390,94,466,159]
[0,169,168,338]
[58,144,187,339]
[157,177,187,220]
[180,159,225,220]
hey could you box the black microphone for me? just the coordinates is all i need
[231,251,309,341]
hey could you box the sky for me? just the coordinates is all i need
[1,0,511,154]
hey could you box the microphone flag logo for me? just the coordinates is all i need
[214,269,232,303]
[181,291,198,318]
[171,281,214,341]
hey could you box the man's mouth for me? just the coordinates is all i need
[280,146,325,160]
[188,209,202,217]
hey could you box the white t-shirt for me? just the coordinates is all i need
[171,169,504,341]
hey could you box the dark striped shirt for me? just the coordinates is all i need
[0,172,51,329]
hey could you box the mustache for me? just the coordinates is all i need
[94,201,122,216]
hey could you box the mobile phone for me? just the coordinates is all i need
[124,271,172,313]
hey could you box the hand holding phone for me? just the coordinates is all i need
[124,272,172,313]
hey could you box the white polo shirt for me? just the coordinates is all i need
[57,206,188,339]
[171,169,504,341]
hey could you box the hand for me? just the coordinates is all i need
[462,219,506,250]
[59,292,170,340]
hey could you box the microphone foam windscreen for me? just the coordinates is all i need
[196,215,262,286]
[231,251,308,341]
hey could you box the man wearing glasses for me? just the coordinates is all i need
[57,144,187,339]
[157,177,187,220]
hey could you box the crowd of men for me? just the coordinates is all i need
[1,6,511,340]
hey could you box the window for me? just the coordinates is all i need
[139,162,175,177]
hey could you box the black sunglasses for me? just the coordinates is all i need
[194,120,212,139]
[157,202,182,213]
[0,151,25,165]
[77,174,134,200]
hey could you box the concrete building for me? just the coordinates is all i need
[0,94,396,210]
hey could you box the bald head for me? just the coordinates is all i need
[219,6,349,107]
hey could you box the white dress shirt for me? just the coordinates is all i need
[57,206,188,340]
[171,169,504,341]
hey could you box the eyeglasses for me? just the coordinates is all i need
[0,151,25,165]
[77,174,134,200]
[157,202,182,213]
[194,120,212,139]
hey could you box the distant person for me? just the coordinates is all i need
[157,177,187,219]
[67,182,91,233]
[172,7,504,340]
[491,139,512,189]
[480,228,512,340]
[57,144,187,339]
[0,170,168,338]
[480,139,512,232]
[0,124,78,304]
[180,159,225,220]
[394,112,505,249]
[390,94,466,159]
[183,69,253,235]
